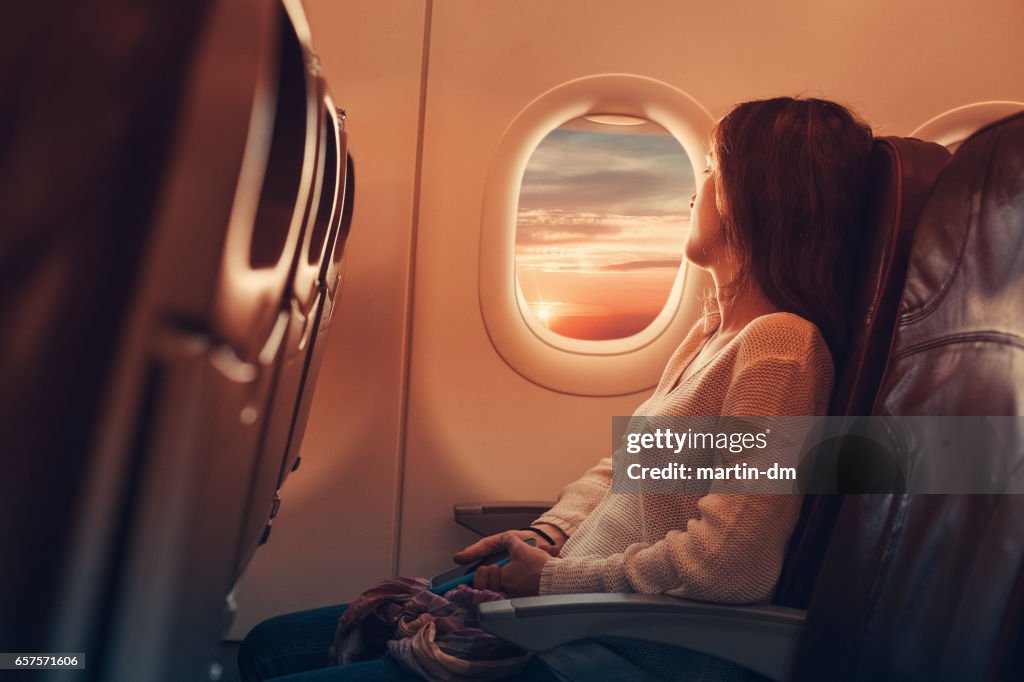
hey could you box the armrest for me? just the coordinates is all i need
[478,593,805,681]
[453,502,554,537]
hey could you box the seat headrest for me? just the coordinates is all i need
[874,111,1024,417]
[830,137,950,416]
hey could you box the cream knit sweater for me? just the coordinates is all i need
[535,311,834,603]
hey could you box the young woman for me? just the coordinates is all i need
[239,96,874,681]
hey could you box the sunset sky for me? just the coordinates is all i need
[516,121,695,340]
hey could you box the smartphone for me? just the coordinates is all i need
[429,537,537,594]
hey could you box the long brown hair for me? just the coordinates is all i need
[710,97,873,362]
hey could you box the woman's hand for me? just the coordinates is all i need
[471,532,554,597]
[453,523,567,565]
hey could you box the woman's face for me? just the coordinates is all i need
[684,158,727,270]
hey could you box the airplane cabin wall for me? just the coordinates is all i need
[231,0,1024,638]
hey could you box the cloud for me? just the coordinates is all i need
[517,209,628,234]
[513,126,693,318]
[595,258,683,271]
[519,258,685,274]
[515,209,688,247]
[520,168,690,215]
[518,128,696,216]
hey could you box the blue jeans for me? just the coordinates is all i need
[237,603,560,681]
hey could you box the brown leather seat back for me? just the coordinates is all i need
[872,112,1024,417]
[830,137,951,416]
[2,3,329,680]
[792,111,1024,680]
[794,494,1024,681]
[773,137,950,610]
[0,0,210,656]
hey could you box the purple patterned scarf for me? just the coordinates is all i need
[329,577,532,680]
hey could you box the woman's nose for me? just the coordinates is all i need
[689,194,696,209]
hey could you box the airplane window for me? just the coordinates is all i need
[479,74,713,395]
[516,116,693,341]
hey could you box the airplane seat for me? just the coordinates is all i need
[278,109,352,486]
[0,0,213,658]
[236,90,350,576]
[2,2,330,680]
[869,111,1024,418]
[280,150,356,483]
[121,6,321,679]
[791,110,1024,681]
[773,136,950,610]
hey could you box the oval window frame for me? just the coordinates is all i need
[479,74,714,397]
[910,101,1024,151]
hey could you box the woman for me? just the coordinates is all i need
[239,97,874,681]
